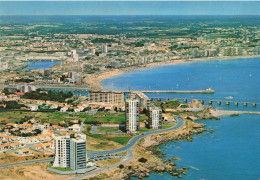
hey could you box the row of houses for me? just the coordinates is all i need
[0,142,22,151]
[34,142,54,150]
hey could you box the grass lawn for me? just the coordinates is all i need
[83,112,126,124]
[84,126,131,145]
[162,122,176,129]
[111,136,132,145]
[86,133,131,145]
[49,165,73,171]
[96,127,121,133]
[140,114,148,122]
[0,109,149,127]
[0,110,85,126]
[138,128,154,133]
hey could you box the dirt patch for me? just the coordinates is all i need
[0,163,73,180]
[87,136,123,151]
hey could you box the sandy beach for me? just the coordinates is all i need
[210,109,260,117]
[85,55,260,91]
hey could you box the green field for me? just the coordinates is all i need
[49,165,73,171]
[0,110,138,126]
[84,126,131,145]
[83,112,125,124]
[97,127,121,133]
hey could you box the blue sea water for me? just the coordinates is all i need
[23,61,60,70]
[148,114,260,180]
[102,57,260,179]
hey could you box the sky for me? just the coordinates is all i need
[0,1,260,15]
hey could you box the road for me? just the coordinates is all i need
[0,116,185,179]
[88,116,184,158]
[0,158,53,168]
[72,116,185,180]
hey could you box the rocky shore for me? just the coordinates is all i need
[88,119,207,180]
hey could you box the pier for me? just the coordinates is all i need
[1,83,214,94]
[132,89,214,94]
[150,97,260,107]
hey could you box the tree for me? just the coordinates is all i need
[4,101,23,109]
[118,164,124,169]
[138,157,148,163]
[3,88,10,95]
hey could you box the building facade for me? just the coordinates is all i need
[53,136,71,168]
[88,91,124,105]
[125,97,140,133]
[53,134,87,170]
[148,107,162,129]
[134,92,150,108]
[70,135,87,170]
[101,44,108,53]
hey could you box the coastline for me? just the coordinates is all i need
[210,109,260,117]
[86,117,207,179]
[85,108,260,179]
[85,55,260,91]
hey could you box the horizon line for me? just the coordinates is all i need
[1,14,260,16]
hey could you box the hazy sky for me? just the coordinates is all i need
[0,1,259,15]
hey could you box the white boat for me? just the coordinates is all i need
[225,96,233,99]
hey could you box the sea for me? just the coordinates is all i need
[23,61,60,71]
[102,57,260,180]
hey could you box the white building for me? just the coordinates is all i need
[71,50,79,62]
[17,85,37,93]
[101,44,108,53]
[53,136,71,168]
[68,124,83,132]
[53,134,87,170]
[125,97,140,133]
[70,135,87,170]
[148,107,162,129]
[30,105,38,111]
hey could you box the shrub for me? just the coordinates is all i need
[118,164,124,169]
[138,157,148,163]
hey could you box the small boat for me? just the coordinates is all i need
[225,96,233,99]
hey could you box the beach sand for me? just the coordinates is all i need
[210,109,260,117]
[85,55,260,91]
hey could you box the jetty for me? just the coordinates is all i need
[1,83,214,94]
[150,97,260,107]
[133,88,214,94]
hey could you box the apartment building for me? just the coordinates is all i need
[125,97,140,133]
[88,91,124,105]
[53,134,87,170]
[148,106,162,129]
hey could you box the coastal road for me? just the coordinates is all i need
[71,116,185,180]
[0,117,185,179]
[0,158,53,169]
[88,116,185,158]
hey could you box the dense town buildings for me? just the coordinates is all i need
[1,17,260,89]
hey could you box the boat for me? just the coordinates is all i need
[225,96,233,99]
